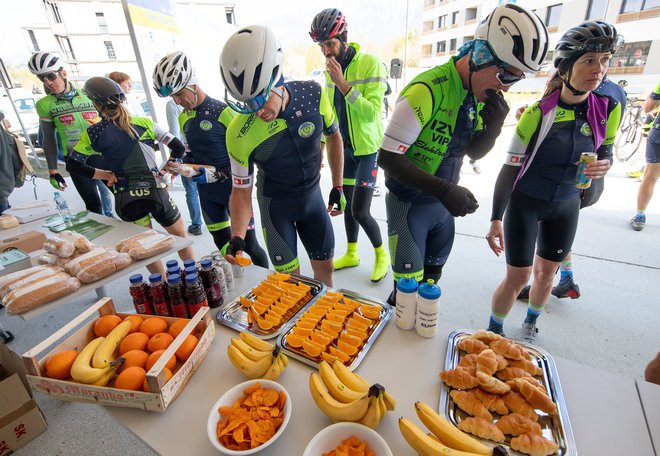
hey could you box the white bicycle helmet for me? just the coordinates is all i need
[220,25,283,105]
[475,3,548,73]
[152,51,195,97]
[28,52,63,76]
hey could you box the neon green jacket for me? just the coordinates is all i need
[324,43,386,156]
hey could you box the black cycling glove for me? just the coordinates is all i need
[438,183,479,217]
[480,89,509,132]
[328,186,347,212]
[226,236,246,257]
[49,173,66,190]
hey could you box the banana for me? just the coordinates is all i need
[415,401,492,456]
[71,337,114,384]
[399,417,484,456]
[227,345,273,378]
[383,390,397,411]
[280,353,288,367]
[331,360,370,394]
[92,320,132,368]
[319,361,368,403]
[91,368,116,387]
[309,373,370,422]
[261,354,284,381]
[358,394,384,429]
[239,331,275,352]
[231,337,274,362]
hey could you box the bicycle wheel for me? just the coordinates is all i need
[615,123,643,162]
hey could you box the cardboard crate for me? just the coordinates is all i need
[0,344,47,455]
[0,231,46,254]
[22,298,214,412]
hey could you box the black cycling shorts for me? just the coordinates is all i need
[504,191,580,267]
[343,147,378,188]
[115,187,180,228]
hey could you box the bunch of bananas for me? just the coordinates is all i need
[399,401,506,456]
[70,320,132,386]
[309,360,396,429]
[226,332,289,380]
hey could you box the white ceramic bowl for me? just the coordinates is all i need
[303,422,393,456]
[207,379,292,455]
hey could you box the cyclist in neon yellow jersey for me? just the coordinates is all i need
[29,52,105,214]
[378,4,548,305]
[220,25,344,286]
[309,8,390,282]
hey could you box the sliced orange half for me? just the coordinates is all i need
[320,319,343,333]
[325,313,345,324]
[307,306,328,317]
[253,302,269,315]
[337,339,359,356]
[269,305,288,316]
[327,346,350,363]
[255,296,275,307]
[270,272,291,281]
[333,303,354,313]
[239,296,253,308]
[310,331,332,347]
[340,332,363,348]
[285,333,305,348]
[328,308,350,318]
[280,295,300,308]
[292,326,313,337]
[296,320,317,330]
[302,338,324,358]
[264,312,282,325]
[256,317,274,331]
[359,304,382,320]
[320,351,343,365]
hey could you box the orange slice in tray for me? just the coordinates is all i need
[310,331,332,347]
[262,282,285,294]
[269,272,291,281]
[296,282,312,293]
[239,296,253,308]
[256,317,274,331]
[279,295,300,308]
[255,296,275,307]
[327,308,350,318]
[302,339,324,358]
[316,328,338,341]
[293,326,313,337]
[299,314,322,327]
[359,304,381,320]
[318,296,340,306]
[321,320,343,334]
[327,346,351,363]
[321,351,343,365]
[263,312,282,325]
[296,320,317,330]
[333,303,354,313]
[341,297,362,311]
[285,333,305,348]
[351,313,371,327]
[346,317,370,331]
[337,339,359,356]
[253,302,269,315]
[325,313,346,324]
[326,291,344,300]
[268,305,288,317]
[340,332,362,348]
[345,327,369,341]
[308,306,328,318]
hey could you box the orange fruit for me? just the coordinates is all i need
[235,255,253,267]
[123,315,144,333]
[148,332,175,353]
[140,317,168,337]
[321,351,343,365]
[285,333,305,348]
[296,281,311,292]
[337,339,359,356]
[302,338,324,358]
[168,319,189,338]
[175,334,198,362]
[342,297,362,311]
[320,320,343,334]
[340,332,362,348]
[256,317,274,331]
[296,320,317,330]
[345,327,369,341]
[118,350,149,373]
[93,315,122,337]
[143,367,173,392]
[333,303,354,313]
[346,317,370,331]
[239,296,253,308]
[310,331,332,347]
[326,291,344,300]
[351,313,372,327]
[45,350,78,380]
[292,326,313,337]
[145,349,177,372]
[279,295,299,308]
[328,308,350,318]
[328,346,350,363]
[269,304,288,316]
[308,306,328,317]
[359,304,381,320]
[114,366,147,391]
[263,312,282,325]
[119,332,150,355]
[270,272,291,281]
[253,302,270,315]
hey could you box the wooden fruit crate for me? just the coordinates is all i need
[21,297,214,412]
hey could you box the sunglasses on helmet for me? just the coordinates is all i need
[495,65,525,86]
[225,76,276,115]
[38,72,59,83]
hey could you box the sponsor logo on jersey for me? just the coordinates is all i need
[509,156,523,163]
[275,255,283,262]
[414,106,425,124]
[298,121,315,138]
[580,122,593,137]
[397,144,408,153]
[82,111,98,120]
[59,114,75,126]
[431,76,448,85]
[237,115,256,138]
[268,121,278,133]
[428,118,453,146]
[200,120,213,131]
[129,188,151,197]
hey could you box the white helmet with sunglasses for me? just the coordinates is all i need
[28,52,63,77]
[152,51,196,98]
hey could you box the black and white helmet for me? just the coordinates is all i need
[475,3,548,73]
[553,21,623,70]
[152,51,195,97]
[82,77,126,106]
[220,25,283,103]
[28,52,63,76]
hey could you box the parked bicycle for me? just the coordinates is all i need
[615,97,654,162]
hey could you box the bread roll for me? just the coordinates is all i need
[127,234,174,260]
[0,214,19,229]
[4,274,80,315]
[58,231,94,253]
[43,238,76,258]
[0,267,65,298]
[116,230,157,253]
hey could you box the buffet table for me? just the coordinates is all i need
[0,212,192,320]
[104,266,656,455]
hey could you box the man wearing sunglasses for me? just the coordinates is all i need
[29,52,103,214]
[377,3,548,304]
[153,51,268,267]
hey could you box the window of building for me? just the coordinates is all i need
[104,41,117,60]
[451,11,459,25]
[465,7,478,21]
[28,30,40,52]
[57,36,76,60]
[546,4,562,27]
[437,41,446,53]
[225,6,235,24]
[610,40,651,67]
[423,20,434,33]
[438,15,447,28]
[424,0,435,7]
[586,0,608,19]
[96,12,109,33]
[621,0,660,11]
[450,38,457,51]
[422,44,433,57]
[43,0,63,23]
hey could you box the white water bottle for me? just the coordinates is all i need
[53,191,72,223]
[395,275,418,330]
[416,279,441,338]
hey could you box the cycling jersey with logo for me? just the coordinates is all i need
[227,80,338,198]
[649,80,660,145]
[380,57,483,203]
[72,117,175,190]
[35,90,100,156]
[178,95,235,169]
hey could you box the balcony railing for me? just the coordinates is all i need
[617,7,659,23]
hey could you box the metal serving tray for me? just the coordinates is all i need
[441,330,576,456]
[215,273,325,340]
[277,288,393,370]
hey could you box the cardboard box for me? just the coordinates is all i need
[23,298,214,412]
[0,231,46,254]
[4,202,58,224]
[0,344,47,455]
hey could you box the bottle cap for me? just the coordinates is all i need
[166,266,179,275]
[148,273,163,283]
[418,279,441,299]
[397,275,418,293]
[184,266,197,275]
[168,274,181,284]
[186,273,199,283]
[129,274,143,284]
[200,258,213,268]
[53,191,60,196]
[183,259,196,269]
[165,260,179,269]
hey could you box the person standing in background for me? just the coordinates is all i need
[309,8,390,283]
[165,99,203,236]
[107,71,146,117]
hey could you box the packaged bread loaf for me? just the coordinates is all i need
[4,274,81,315]
[43,237,76,258]
[77,252,132,284]
[58,230,94,253]
[0,266,51,297]
[116,230,158,253]
[127,234,174,260]
[64,248,112,276]
[0,266,65,299]
[0,214,19,229]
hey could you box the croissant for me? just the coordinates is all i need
[440,367,479,390]
[458,338,489,354]
[476,371,511,395]
[472,388,509,415]
[477,349,498,376]
[510,378,557,414]
[508,376,548,395]
[496,367,533,381]
[489,339,524,360]
[470,329,503,344]
[450,390,493,421]
[496,413,542,436]
[457,417,505,443]
[510,432,559,456]
[502,391,538,421]
[507,358,543,376]
[496,354,509,371]
[458,353,478,369]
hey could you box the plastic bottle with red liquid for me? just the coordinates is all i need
[167,274,189,318]
[129,274,154,315]
[199,259,223,308]
[185,273,208,316]
[166,259,180,271]
[149,273,172,317]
